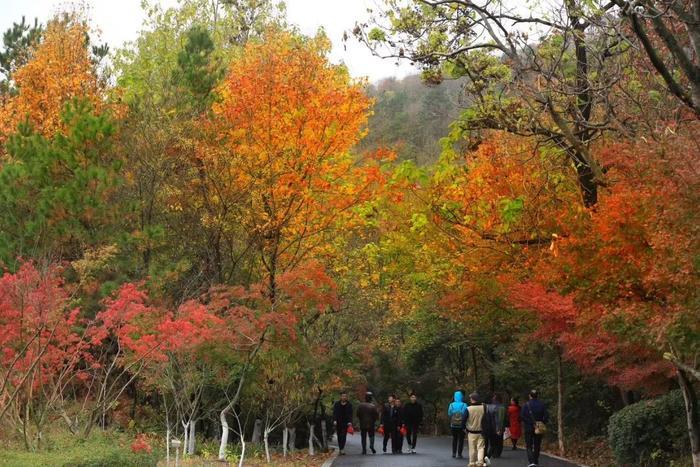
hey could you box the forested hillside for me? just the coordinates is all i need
[0,1,698,466]
[360,75,463,164]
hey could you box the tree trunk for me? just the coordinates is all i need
[308,422,315,455]
[182,420,189,457]
[321,418,329,451]
[282,425,289,457]
[678,368,700,467]
[556,347,565,456]
[288,426,296,452]
[264,431,271,463]
[252,418,262,443]
[219,411,229,460]
[188,419,196,455]
[218,331,266,460]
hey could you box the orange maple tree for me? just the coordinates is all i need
[0,17,104,147]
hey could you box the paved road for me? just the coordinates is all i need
[331,434,579,467]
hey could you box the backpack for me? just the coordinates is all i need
[450,404,464,426]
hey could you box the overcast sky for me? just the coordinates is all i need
[0,0,416,82]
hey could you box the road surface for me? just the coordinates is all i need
[331,434,580,467]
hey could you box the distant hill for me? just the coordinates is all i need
[359,74,464,165]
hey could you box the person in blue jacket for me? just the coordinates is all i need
[448,390,468,458]
[521,389,549,467]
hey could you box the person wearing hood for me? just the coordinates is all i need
[357,391,379,455]
[448,390,468,458]
[403,393,423,454]
[333,391,353,456]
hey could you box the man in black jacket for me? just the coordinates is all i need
[380,394,395,453]
[521,389,549,467]
[357,392,379,455]
[403,393,423,454]
[390,396,404,454]
[333,391,353,455]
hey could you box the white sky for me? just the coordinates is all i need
[0,0,416,82]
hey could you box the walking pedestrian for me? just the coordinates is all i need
[390,396,404,454]
[507,396,522,450]
[380,394,395,453]
[448,390,468,458]
[332,391,353,456]
[485,393,507,461]
[521,389,549,467]
[403,393,423,454]
[357,391,379,455]
[465,392,487,467]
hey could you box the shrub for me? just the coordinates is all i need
[608,390,694,466]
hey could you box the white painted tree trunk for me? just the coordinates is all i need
[264,431,271,463]
[166,428,171,465]
[308,422,315,455]
[237,428,246,467]
[282,426,289,457]
[188,419,196,455]
[288,426,296,453]
[252,418,262,443]
[182,421,189,457]
[219,411,229,460]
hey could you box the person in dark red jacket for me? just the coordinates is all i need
[402,393,423,454]
[508,396,523,450]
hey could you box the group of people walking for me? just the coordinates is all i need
[448,389,549,467]
[333,388,548,467]
[333,391,423,456]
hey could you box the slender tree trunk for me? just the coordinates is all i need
[188,419,196,455]
[678,368,700,467]
[288,426,296,452]
[182,420,189,456]
[264,430,271,463]
[283,425,289,457]
[556,347,565,456]
[308,422,315,455]
[218,332,266,460]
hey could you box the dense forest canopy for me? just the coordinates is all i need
[0,0,698,466]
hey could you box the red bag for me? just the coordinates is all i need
[399,424,407,436]
[377,425,384,435]
[347,424,354,435]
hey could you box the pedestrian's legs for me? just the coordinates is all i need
[337,426,347,451]
[494,432,504,457]
[398,430,404,452]
[511,436,519,449]
[410,423,419,449]
[391,428,398,453]
[467,433,486,467]
[360,429,368,453]
[467,433,477,466]
[368,429,375,452]
[475,434,485,465]
[533,433,543,464]
[457,429,465,457]
[451,428,460,456]
[383,431,390,452]
[525,429,535,464]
